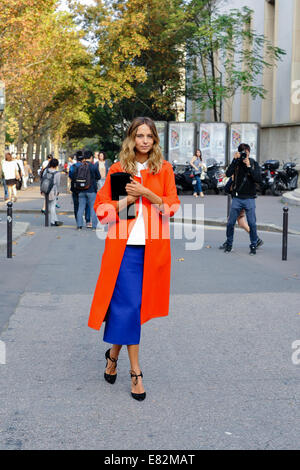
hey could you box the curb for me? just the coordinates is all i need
[281,193,300,207]
[170,217,300,236]
[0,209,51,214]
[0,221,30,251]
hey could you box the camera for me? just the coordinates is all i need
[239,151,247,161]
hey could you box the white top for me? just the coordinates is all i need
[127,160,148,246]
[2,160,19,180]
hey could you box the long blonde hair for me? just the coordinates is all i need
[119,117,163,175]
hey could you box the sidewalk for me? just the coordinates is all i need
[1,181,300,234]
[0,220,30,251]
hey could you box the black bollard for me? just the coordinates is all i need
[45,193,49,227]
[282,206,289,261]
[7,201,13,259]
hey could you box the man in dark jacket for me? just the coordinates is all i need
[69,151,91,226]
[76,150,100,230]
[221,143,263,255]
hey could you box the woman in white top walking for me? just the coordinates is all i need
[2,153,20,202]
[96,151,108,190]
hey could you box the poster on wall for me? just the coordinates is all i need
[197,123,227,166]
[154,121,168,158]
[168,122,196,164]
[229,123,260,162]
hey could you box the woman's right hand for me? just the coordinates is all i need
[117,195,137,214]
[127,195,138,205]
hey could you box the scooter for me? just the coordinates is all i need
[204,158,225,194]
[172,161,195,194]
[172,159,225,195]
[259,160,279,195]
[271,161,299,196]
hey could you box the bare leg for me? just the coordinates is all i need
[8,185,12,201]
[127,344,145,394]
[237,215,250,233]
[12,184,17,201]
[105,344,122,376]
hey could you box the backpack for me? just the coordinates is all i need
[40,169,55,195]
[73,162,91,191]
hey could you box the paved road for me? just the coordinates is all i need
[0,216,300,450]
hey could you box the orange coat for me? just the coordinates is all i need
[88,160,180,331]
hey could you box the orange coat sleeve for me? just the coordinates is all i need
[94,166,120,225]
[159,163,181,217]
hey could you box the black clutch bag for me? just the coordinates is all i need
[110,172,136,220]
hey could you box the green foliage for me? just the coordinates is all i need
[186,1,286,121]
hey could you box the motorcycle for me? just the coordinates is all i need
[172,161,195,194]
[172,159,225,195]
[271,161,299,196]
[259,160,279,195]
[204,158,225,194]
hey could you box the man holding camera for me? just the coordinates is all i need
[221,143,263,255]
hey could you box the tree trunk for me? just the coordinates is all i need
[17,105,24,155]
[53,138,59,160]
[41,135,47,162]
[35,135,42,164]
[33,135,42,177]
[26,134,34,168]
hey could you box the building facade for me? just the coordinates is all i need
[186,0,300,165]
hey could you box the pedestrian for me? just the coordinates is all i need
[40,155,54,214]
[41,154,53,173]
[1,157,9,201]
[23,160,32,189]
[95,151,108,190]
[76,150,100,230]
[69,150,91,227]
[16,154,25,188]
[46,158,63,227]
[190,149,206,198]
[88,116,180,401]
[2,153,20,202]
[220,143,263,255]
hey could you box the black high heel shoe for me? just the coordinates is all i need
[130,370,146,401]
[104,348,118,384]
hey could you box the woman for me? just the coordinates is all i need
[190,149,206,198]
[96,151,108,190]
[23,160,32,189]
[47,158,63,227]
[2,153,20,202]
[88,117,180,401]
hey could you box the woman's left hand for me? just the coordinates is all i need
[126,178,147,198]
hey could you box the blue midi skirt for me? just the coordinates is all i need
[103,245,145,345]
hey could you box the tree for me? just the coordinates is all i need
[186,0,286,121]
[1,5,93,168]
[73,0,149,105]
[66,0,191,153]
[0,0,57,160]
